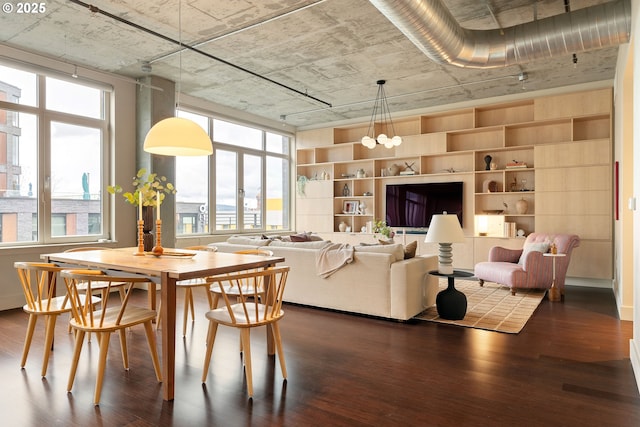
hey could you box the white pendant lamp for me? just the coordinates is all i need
[143,117,213,156]
[143,0,212,157]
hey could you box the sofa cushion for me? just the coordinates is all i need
[227,236,271,246]
[518,242,549,264]
[355,243,404,262]
[268,240,331,249]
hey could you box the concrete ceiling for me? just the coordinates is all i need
[0,0,629,129]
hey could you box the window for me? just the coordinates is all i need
[175,110,291,235]
[0,61,110,245]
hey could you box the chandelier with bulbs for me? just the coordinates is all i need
[361,80,402,149]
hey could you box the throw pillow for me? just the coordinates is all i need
[290,233,311,242]
[404,241,417,259]
[518,242,550,264]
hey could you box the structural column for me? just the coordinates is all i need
[136,75,177,247]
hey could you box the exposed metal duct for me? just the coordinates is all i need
[368,0,631,69]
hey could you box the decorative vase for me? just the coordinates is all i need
[516,198,528,214]
[484,155,492,170]
[141,205,155,251]
[388,163,400,176]
[339,221,347,232]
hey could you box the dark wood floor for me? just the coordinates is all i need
[0,285,638,427]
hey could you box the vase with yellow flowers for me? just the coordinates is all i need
[107,168,176,250]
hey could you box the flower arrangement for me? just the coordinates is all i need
[373,219,393,239]
[107,168,176,206]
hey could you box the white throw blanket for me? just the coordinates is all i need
[315,243,354,278]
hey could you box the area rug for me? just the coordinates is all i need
[414,278,546,334]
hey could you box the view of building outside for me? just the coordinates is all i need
[0,62,291,244]
[176,111,291,235]
[0,64,107,243]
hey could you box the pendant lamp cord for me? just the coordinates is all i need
[177,0,182,109]
[365,80,397,142]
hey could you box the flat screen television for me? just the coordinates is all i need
[385,182,463,228]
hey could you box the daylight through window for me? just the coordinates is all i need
[176,110,291,235]
[0,61,109,244]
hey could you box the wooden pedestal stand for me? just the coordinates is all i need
[543,253,566,302]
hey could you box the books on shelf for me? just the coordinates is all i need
[504,222,517,238]
[506,161,527,169]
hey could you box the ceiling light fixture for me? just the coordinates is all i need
[361,80,402,149]
[143,0,212,157]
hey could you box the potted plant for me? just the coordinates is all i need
[373,219,394,240]
[107,168,176,208]
[107,168,176,250]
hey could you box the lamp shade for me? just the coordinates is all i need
[425,212,465,243]
[143,117,213,156]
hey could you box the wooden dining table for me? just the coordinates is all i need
[42,247,284,401]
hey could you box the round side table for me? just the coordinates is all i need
[429,270,474,320]
[543,253,566,301]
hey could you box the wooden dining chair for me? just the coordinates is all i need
[209,249,274,310]
[14,262,101,377]
[63,248,128,303]
[202,266,289,398]
[61,269,162,405]
[156,245,217,336]
[64,248,128,339]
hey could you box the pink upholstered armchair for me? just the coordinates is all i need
[474,233,580,296]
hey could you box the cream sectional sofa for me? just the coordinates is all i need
[208,237,438,321]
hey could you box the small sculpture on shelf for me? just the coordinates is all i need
[343,183,350,197]
[510,177,517,192]
[356,201,366,215]
[484,155,492,170]
[401,162,416,175]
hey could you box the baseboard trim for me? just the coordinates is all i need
[565,277,611,288]
[631,339,640,395]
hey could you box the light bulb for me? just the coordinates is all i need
[384,140,394,148]
[377,134,388,145]
[361,136,375,149]
[392,135,402,146]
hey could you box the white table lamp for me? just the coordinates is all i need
[425,212,465,274]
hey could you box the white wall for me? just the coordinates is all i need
[614,33,635,321]
[629,0,640,394]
